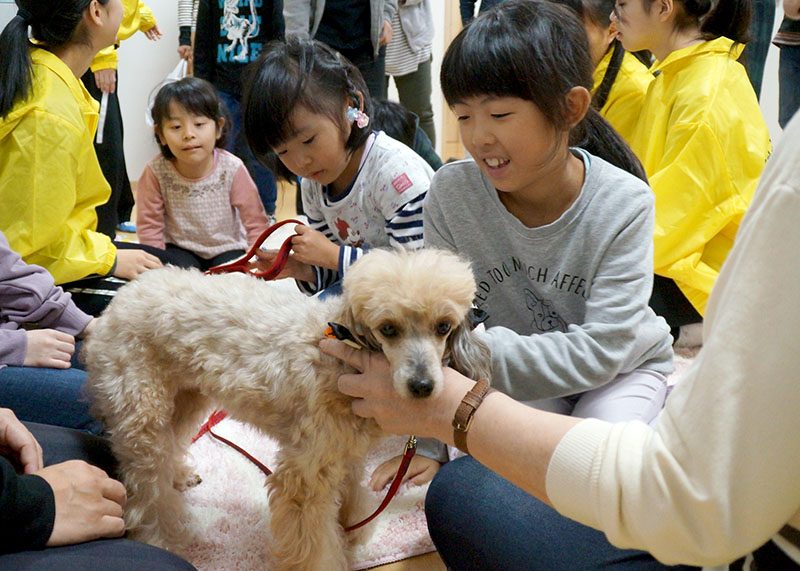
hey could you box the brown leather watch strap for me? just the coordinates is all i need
[452,379,493,455]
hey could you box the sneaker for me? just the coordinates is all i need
[117,220,137,233]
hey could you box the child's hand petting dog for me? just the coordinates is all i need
[369,454,441,491]
[251,249,315,283]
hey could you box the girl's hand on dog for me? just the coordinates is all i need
[370,455,441,491]
[23,329,75,369]
[321,339,475,444]
[37,460,127,546]
[251,249,316,282]
[289,226,340,271]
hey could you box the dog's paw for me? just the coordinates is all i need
[175,473,202,490]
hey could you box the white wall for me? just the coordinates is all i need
[118,0,180,181]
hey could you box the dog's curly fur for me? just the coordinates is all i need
[83,248,491,570]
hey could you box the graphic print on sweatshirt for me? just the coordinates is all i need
[524,288,568,333]
[221,0,260,63]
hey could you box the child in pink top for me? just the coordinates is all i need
[137,77,268,270]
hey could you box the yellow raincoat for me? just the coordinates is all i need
[592,48,653,144]
[630,37,770,315]
[90,0,157,72]
[0,48,117,284]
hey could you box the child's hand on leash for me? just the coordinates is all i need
[23,329,75,369]
[114,249,162,280]
[251,249,315,282]
[290,225,340,270]
[370,455,441,491]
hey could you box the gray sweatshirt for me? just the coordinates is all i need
[424,151,673,401]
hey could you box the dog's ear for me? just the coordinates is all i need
[445,321,492,382]
[337,303,382,353]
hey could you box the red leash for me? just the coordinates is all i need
[192,411,417,532]
[197,231,418,531]
[205,218,304,279]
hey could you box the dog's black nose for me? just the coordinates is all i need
[408,378,434,398]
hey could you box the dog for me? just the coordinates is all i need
[83,247,491,570]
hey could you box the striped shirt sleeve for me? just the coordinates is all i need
[295,213,341,296]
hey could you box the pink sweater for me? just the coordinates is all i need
[136,149,268,258]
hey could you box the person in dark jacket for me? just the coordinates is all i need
[194,0,285,218]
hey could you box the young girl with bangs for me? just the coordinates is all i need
[136,77,269,271]
[241,37,433,296]
[370,0,680,502]
[551,0,654,144]
[612,0,770,344]
[328,2,695,567]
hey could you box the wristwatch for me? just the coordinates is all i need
[452,378,493,455]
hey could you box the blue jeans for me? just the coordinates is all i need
[426,456,697,571]
[743,0,776,98]
[217,90,277,215]
[0,342,102,435]
[779,45,800,129]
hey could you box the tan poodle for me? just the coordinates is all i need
[83,247,491,570]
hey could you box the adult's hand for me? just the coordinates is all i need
[93,68,117,94]
[0,408,43,474]
[113,249,162,280]
[37,461,127,546]
[319,339,471,440]
[23,329,75,369]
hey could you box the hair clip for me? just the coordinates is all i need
[347,106,370,129]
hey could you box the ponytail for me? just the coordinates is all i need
[592,41,625,111]
[0,14,33,118]
[0,0,107,119]
[652,0,751,45]
[698,0,750,45]
[571,107,648,182]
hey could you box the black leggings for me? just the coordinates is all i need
[61,242,240,317]
[649,275,703,334]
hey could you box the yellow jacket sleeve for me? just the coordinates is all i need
[649,121,749,314]
[90,1,157,72]
[0,111,116,284]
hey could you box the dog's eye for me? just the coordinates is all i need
[435,322,452,336]
[380,324,398,337]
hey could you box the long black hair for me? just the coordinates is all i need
[0,0,110,118]
[241,37,373,181]
[641,0,751,44]
[442,0,647,181]
[151,77,229,160]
